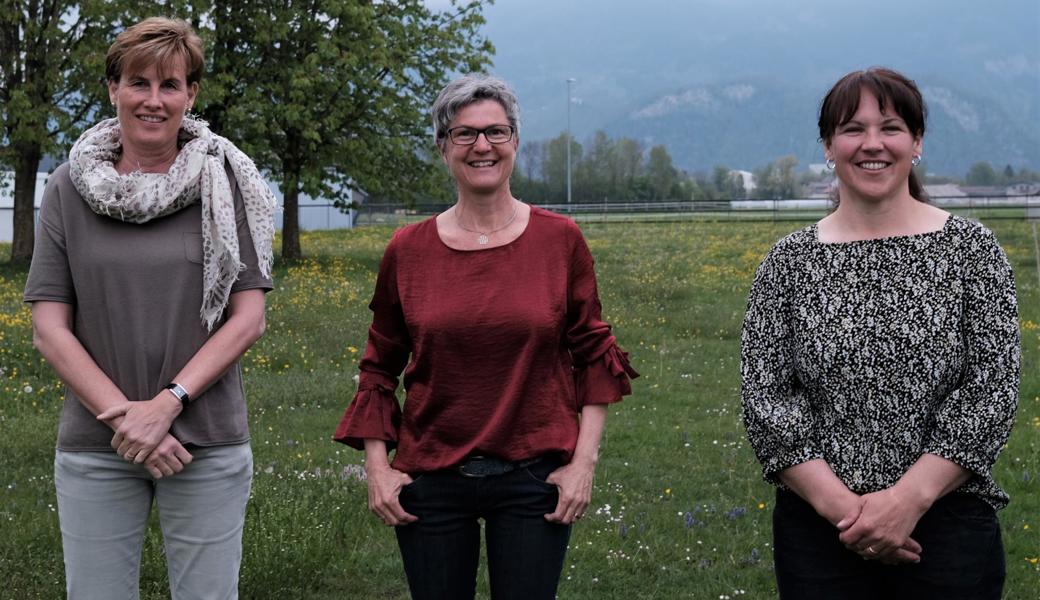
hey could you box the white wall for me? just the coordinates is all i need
[0,172,50,242]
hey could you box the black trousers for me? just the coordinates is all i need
[772,489,1005,600]
[394,456,571,600]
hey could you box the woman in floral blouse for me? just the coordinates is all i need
[741,67,1019,599]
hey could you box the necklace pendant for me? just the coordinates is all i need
[478,234,489,245]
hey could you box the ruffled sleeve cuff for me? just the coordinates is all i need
[575,344,639,408]
[332,382,402,450]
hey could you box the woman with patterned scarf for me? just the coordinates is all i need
[24,17,275,599]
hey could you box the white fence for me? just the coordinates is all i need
[354,196,1040,226]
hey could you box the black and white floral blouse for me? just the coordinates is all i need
[741,215,1019,509]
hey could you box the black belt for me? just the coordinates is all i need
[455,455,544,478]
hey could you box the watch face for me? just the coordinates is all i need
[166,383,190,403]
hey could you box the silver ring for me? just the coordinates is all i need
[867,546,877,555]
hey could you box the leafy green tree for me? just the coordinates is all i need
[646,145,679,200]
[1012,167,1040,183]
[613,137,643,199]
[965,161,998,186]
[711,165,745,200]
[0,1,129,262]
[510,170,549,204]
[543,132,582,202]
[753,155,800,199]
[678,175,703,201]
[578,131,615,203]
[200,0,493,260]
[518,139,545,183]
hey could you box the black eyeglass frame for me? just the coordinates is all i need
[444,124,515,146]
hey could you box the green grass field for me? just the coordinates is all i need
[1,219,1037,598]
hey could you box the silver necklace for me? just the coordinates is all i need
[454,201,519,245]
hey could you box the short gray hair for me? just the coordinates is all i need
[432,74,521,147]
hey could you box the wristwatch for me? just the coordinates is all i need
[164,382,191,407]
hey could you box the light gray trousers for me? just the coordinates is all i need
[54,443,252,600]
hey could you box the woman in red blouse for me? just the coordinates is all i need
[334,74,637,600]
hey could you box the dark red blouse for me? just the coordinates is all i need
[333,206,637,473]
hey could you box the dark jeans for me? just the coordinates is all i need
[773,489,1005,600]
[395,456,572,600]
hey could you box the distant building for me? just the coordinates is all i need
[923,184,966,199]
[733,169,756,194]
[958,185,1008,197]
[269,180,366,232]
[0,170,51,243]
[806,178,837,199]
[1007,183,1040,196]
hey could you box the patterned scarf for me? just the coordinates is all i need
[69,116,276,330]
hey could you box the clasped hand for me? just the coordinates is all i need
[836,488,924,564]
[97,391,188,477]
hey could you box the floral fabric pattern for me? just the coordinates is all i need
[741,215,1020,509]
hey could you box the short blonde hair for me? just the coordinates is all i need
[105,17,204,84]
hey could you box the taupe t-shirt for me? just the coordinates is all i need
[24,163,273,450]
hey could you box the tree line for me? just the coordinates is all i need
[503,131,807,204]
[961,161,1040,187]
[499,131,1040,205]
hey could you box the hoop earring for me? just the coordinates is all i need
[911,154,922,167]
[825,158,836,170]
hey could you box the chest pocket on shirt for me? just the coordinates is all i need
[183,233,204,264]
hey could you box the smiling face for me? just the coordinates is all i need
[108,58,198,158]
[441,99,517,197]
[825,87,922,205]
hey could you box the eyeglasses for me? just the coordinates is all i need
[446,124,514,146]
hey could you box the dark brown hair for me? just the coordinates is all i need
[105,17,204,85]
[818,67,928,202]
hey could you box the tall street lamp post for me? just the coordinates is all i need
[566,77,576,207]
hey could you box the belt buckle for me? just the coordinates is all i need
[457,455,492,478]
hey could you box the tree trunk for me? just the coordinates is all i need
[281,170,301,261]
[10,145,41,264]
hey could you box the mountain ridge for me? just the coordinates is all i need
[478,0,1040,176]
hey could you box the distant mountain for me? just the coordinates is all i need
[478,0,1040,176]
[605,79,1039,176]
